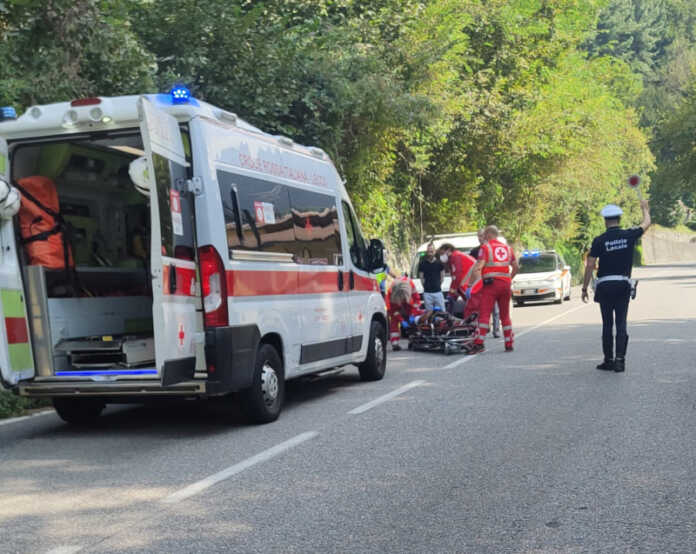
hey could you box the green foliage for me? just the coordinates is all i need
[0,0,673,260]
[633,242,644,266]
[0,0,156,109]
[0,388,48,419]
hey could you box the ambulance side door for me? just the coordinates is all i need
[0,137,35,386]
[138,97,204,382]
[341,200,378,356]
[291,187,351,367]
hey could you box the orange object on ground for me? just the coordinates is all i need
[16,176,73,269]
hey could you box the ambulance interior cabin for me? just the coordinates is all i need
[11,133,157,375]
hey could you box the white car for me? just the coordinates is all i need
[512,250,571,306]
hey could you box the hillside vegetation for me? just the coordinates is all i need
[1,0,695,273]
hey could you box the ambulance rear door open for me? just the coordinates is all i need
[138,97,204,386]
[0,137,35,386]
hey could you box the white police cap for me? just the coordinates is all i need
[600,204,623,218]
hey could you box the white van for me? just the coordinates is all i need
[409,233,480,294]
[0,92,388,424]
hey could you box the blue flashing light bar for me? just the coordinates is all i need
[522,250,541,258]
[55,369,158,377]
[0,106,17,121]
[170,85,191,104]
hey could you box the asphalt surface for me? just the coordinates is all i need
[1,263,695,553]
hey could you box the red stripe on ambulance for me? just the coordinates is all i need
[226,270,377,297]
[163,265,197,296]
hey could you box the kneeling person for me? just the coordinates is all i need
[387,276,423,351]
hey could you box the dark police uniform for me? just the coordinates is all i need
[589,225,643,362]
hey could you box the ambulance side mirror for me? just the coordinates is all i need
[367,238,385,272]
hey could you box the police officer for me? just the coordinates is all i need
[581,199,651,372]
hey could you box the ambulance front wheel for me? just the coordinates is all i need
[52,397,105,425]
[240,343,285,424]
[359,320,387,382]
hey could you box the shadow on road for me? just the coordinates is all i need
[2,368,366,441]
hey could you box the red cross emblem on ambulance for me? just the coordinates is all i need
[178,322,185,348]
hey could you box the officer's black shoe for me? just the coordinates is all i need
[596,359,615,371]
[614,358,625,373]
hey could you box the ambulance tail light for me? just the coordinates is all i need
[198,245,228,327]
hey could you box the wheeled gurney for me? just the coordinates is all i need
[407,310,478,355]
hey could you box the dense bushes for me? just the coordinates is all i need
[0,389,48,419]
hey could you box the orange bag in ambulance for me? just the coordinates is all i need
[16,175,74,269]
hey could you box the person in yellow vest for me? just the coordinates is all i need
[376,262,397,298]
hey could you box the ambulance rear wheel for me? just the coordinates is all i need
[359,320,387,382]
[52,397,105,425]
[240,343,284,424]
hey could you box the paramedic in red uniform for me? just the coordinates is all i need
[438,243,480,317]
[386,275,423,351]
[469,225,518,354]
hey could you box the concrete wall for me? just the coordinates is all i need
[642,227,696,264]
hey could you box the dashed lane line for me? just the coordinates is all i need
[515,302,588,339]
[45,546,82,554]
[443,302,588,370]
[348,380,426,415]
[161,431,319,504]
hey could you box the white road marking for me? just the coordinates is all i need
[516,303,587,339]
[161,431,318,504]
[46,546,82,554]
[443,353,478,370]
[348,380,426,415]
[443,302,588,370]
[0,410,53,427]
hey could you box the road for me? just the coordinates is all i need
[1,263,695,553]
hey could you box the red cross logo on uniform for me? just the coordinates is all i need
[494,246,508,262]
[178,323,185,347]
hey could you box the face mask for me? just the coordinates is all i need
[440,254,448,263]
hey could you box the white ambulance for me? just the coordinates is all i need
[0,90,388,424]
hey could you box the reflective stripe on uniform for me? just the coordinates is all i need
[502,325,512,331]
[479,322,490,330]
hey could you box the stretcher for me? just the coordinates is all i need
[407,310,478,355]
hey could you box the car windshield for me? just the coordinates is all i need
[518,254,557,274]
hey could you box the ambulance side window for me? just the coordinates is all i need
[341,201,367,270]
[153,153,194,260]
[217,170,294,256]
[289,189,342,266]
